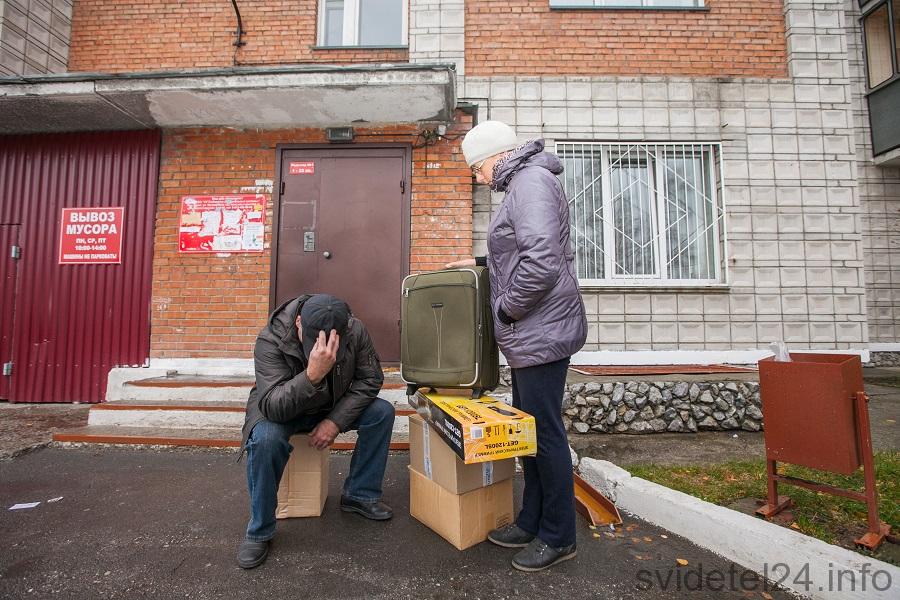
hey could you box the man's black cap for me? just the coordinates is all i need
[300,294,350,358]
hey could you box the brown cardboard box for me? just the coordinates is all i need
[409,466,514,550]
[275,435,329,518]
[409,414,515,495]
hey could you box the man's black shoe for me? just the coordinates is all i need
[237,539,270,569]
[511,538,577,572]
[487,524,535,548]
[340,496,393,521]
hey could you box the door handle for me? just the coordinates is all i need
[323,251,332,259]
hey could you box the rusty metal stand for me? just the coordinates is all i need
[851,391,891,550]
[755,392,891,551]
[755,457,793,518]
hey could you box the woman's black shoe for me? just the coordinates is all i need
[511,538,577,572]
[487,524,535,548]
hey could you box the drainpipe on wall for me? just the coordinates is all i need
[230,0,247,65]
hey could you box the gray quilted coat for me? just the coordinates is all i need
[487,139,587,368]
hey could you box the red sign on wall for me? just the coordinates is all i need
[58,207,125,264]
[178,194,266,253]
[289,161,315,175]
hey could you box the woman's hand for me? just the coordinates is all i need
[445,258,476,269]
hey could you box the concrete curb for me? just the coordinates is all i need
[579,458,900,600]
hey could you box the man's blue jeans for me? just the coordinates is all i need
[244,398,395,542]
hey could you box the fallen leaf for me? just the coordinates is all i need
[676,558,689,566]
[588,525,596,530]
[762,593,774,600]
[603,532,615,539]
[660,534,668,539]
[592,533,601,539]
[790,522,801,530]
[643,536,653,542]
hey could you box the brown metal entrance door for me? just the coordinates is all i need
[274,147,410,362]
[0,225,19,399]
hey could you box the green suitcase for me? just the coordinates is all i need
[400,267,500,398]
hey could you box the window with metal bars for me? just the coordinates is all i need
[556,142,726,286]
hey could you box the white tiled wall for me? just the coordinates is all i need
[0,0,70,75]
[408,0,895,352]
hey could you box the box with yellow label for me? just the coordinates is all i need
[412,392,537,464]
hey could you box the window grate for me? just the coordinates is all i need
[556,142,725,286]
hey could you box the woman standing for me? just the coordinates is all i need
[448,120,587,572]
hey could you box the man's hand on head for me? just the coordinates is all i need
[306,329,339,385]
[309,418,339,450]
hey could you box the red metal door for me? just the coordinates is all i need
[0,225,19,399]
[0,131,160,402]
[273,146,410,362]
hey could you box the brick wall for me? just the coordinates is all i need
[152,117,471,358]
[465,0,788,78]
[67,0,407,73]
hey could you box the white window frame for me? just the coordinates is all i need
[549,0,705,8]
[556,141,728,288]
[317,0,409,47]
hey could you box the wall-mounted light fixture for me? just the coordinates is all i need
[325,127,354,143]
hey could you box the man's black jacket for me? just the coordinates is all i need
[240,295,384,451]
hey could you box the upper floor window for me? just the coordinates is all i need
[862,0,900,88]
[556,142,725,286]
[549,0,705,8]
[319,0,408,47]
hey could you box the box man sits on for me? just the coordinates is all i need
[236,294,395,569]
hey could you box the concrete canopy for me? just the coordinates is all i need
[0,64,456,134]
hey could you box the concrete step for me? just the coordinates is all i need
[88,390,414,431]
[87,395,415,429]
[52,425,411,450]
[109,372,410,403]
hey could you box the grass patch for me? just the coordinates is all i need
[629,451,899,562]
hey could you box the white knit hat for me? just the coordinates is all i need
[461,120,519,166]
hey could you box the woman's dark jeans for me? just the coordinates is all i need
[511,357,576,548]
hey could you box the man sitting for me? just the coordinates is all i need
[236,294,394,569]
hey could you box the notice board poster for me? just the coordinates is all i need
[58,207,125,264]
[178,195,266,253]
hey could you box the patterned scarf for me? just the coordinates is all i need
[490,139,537,192]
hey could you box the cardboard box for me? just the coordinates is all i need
[413,392,537,464]
[409,414,515,495]
[409,466,514,550]
[275,435,329,518]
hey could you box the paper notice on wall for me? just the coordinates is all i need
[179,195,266,254]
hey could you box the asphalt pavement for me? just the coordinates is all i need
[1,448,795,600]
